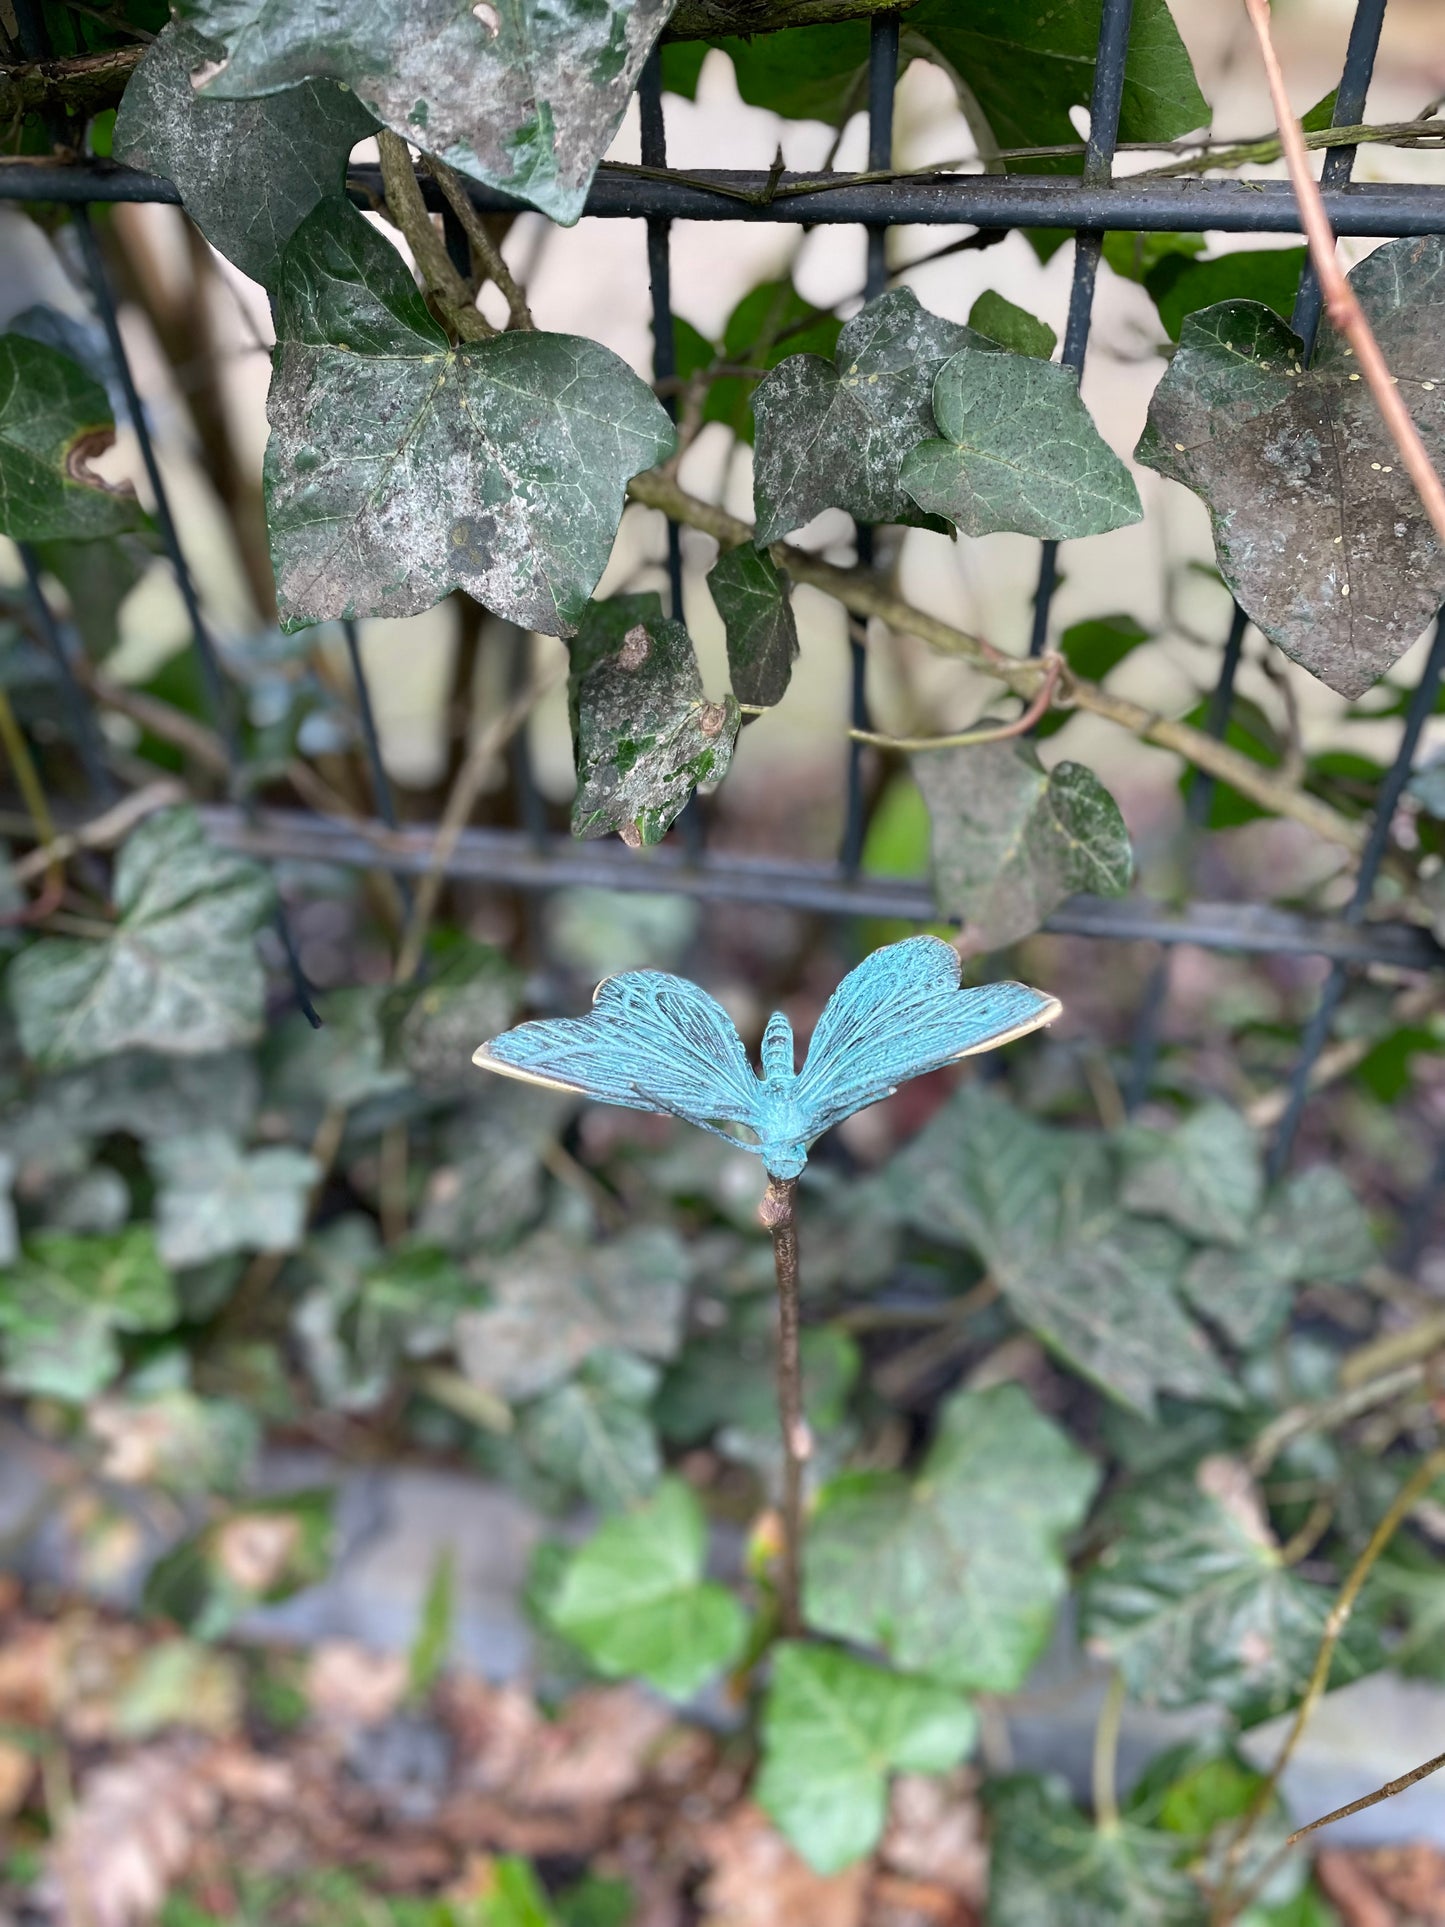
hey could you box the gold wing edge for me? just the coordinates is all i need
[948,992,1063,1060]
[470,1044,596,1097]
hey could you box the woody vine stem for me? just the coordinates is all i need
[761,1176,807,1637]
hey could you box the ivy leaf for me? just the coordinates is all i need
[6,808,274,1070]
[519,1349,662,1513]
[417,1084,570,1254]
[914,739,1133,950]
[546,1478,748,1698]
[1036,613,1150,737]
[30,534,146,660]
[1080,1456,1383,1719]
[175,0,670,226]
[1144,246,1307,344]
[0,332,145,542]
[1120,1103,1264,1249]
[707,544,798,708]
[87,1387,261,1495]
[902,345,1141,539]
[0,1227,176,1401]
[751,287,974,544]
[15,1050,260,1147]
[143,1489,334,1641]
[986,1775,1203,1927]
[113,21,377,287]
[569,593,739,845]
[967,290,1057,360]
[889,1087,1236,1417]
[381,938,520,1093]
[455,1225,690,1403]
[147,1129,318,1268]
[756,1643,976,1874]
[804,1383,1099,1693]
[704,280,843,445]
[266,199,675,637]
[1181,1166,1374,1351]
[1137,235,1445,698]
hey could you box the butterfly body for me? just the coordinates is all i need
[473,935,1059,1180]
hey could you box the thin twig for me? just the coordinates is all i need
[0,683,66,926]
[1286,1748,1445,1846]
[376,130,494,342]
[760,1176,807,1639]
[10,779,186,884]
[1248,1361,1430,1477]
[848,655,1064,751]
[422,154,533,331]
[1092,1670,1127,1834]
[1244,0,1445,550]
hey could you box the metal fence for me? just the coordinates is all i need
[5,0,1445,1220]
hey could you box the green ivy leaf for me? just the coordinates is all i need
[147,1129,317,1268]
[519,1349,663,1513]
[417,1084,570,1254]
[12,1049,260,1148]
[1137,235,1445,698]
[456,1225,690,1403]
[381,938,521,1093]
[1103,231,1207,285]
[0,1226,176,1401]
[1120,1103,1264,1249]
[1144,246,1307,344]
[804,1383,1098,1693]
[114,21,377,286]
[986,1774,1203,1926]
[1080,1455,1383,1718]
[657,1316,859,1454]
[7,809,273,1070]
[913,738,1133,950]
[902,345,1141,538]
[29,534,146,660]
[756,1642,976,1873]
[1035,613,1150,737]
[266,199,675,637]
[0,332,146,542]
[700,279,843,445]
[967,290,1057,360]
[175,0,671,225]
[889,1087,1236,1416]
[707,544,798,708]
[751,287,973,544]
[569,592,739,845]
[143,1488,334,1640]
[1181,1166,1374,1351]
[546,1478,748,1698]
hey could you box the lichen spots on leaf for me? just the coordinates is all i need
[618,625,650,670]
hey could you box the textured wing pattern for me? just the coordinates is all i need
[795,936,1060,1141]
[474,970,766,1143]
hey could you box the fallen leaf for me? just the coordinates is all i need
[0,1737,33,1820]
[880,1773,986,1904]
[699,1804,868,1927]
[44,1741,219,1927]
[305,1640,410,1729]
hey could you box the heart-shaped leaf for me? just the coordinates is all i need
[519,1349,662,1513]
[569,593,739,844]
[902,346,1141,539]
[757,1644,977,1874]
[1137,235,1445,697]
[986,1775,1203,1926]
[804,1383,1099,1693]
[175,0,672,225]
[6,808,274,1069]
[914,739,1133,950]
[707,544,798,708]
[1120,1102,1264,1250]
[967,290,1057,359]
[0,333,145,542]
[148,1129,318,1268]
[751,288,975,544]
[0,1227,176,1402]
[265,200,675,637]
[114,21,377,286]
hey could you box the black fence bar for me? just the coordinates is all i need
[340,621,400,833]
[1291,0,1388,351]
[192,807,1445,970]
[10,162,1445,235]
[17,544,114,802]
[1268,613,1445,1179]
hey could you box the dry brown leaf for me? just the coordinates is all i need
[0,1738,34,1821]
[305,1641,410,1729]
[699,1804,868,1927]
[44,1741,220,1927]
[1316,1851,1401,1927]
[0,1621,60,1726]
[214,1511,302,1593]
[866,1872,981,1927]
[204,1745,297,1807]
[880,1773,985,1905]
[1354,1841,1445,1921]
[445,1676,670,1810]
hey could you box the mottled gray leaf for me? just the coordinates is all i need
[1120,1102,1264,1249]
[177,0,672,226]
[114,21,377,286]
[1080,1455,1382,1718]
[265,987,408,1115]
[1182,1164,1374,1351]
[0,1227,176,1402]
[890,1086,1235,1417]
[914,739,1133,950]
[5,807,273,1069]
[569,593,739,844]
[381,938,520,1092]
[707,543,798,708]
[986,1775,1203,1927]
[1137,236,1445,697]
[417,1083,570,1254]
[17,1051,260,1148]
[967,290,1057,360]
[0,1151,17,1268]
[751,287,975,544]
[0,332,146,542]
[902,347,1140,538]
[519,1348,662,1512]
[757,1643,976,1875]
[266,199,675,637]
[148,1129,317,1268]
[1410,751,1445,817]
[455,1225,689,1402]
[804,1383,1099,1693]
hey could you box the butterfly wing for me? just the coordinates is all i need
[794,935,1060,1142]
[473,969,767,1147]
